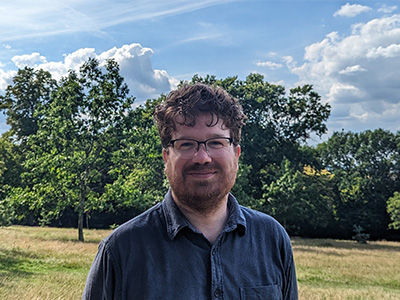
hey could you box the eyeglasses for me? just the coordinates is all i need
[169,137,233,158]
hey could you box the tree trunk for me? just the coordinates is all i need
[78,173,87,242]
[78,209,84,242]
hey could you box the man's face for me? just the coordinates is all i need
[163,113,241,214]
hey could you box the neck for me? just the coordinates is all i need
[174,194,229,244]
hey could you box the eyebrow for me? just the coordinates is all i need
[172,134,229,140]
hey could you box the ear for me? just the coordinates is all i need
[235,145,241,170]
[235,145,241,159]
[162,148,169,163]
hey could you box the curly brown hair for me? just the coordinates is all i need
[154,83,246,149]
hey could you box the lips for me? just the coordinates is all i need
[184,165,219,178]
[187,171,216,179]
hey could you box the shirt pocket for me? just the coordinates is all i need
[240,285,282,300]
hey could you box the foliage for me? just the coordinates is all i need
[352,224,370,244]
[1,65,399,240]
[101,98,167,212]
[0,67,56,143]
[387,192,400,230]
[0,134,23,198]
[316,129,400,238]
[263,160,337,236]
[0,197,14,226]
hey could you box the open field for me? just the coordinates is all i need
[292,237,400,299]
[1,226,399,299]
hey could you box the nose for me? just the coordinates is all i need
[192,143,212,164]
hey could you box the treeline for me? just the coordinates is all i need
[0,59,399,241]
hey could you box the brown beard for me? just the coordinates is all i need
[166,163,237,215]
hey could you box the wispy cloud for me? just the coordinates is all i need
[378,5,398,14]
[0,0,238,42]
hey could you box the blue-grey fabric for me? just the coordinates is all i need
[82,190,298,300]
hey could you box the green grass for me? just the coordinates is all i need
[1,226,399,299]
[0,226,108,300]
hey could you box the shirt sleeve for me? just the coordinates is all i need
[82,241,120,300]
[283,242,298,300]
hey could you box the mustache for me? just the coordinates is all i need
[183,163,222,173]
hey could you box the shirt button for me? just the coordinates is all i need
[214,289,222,298]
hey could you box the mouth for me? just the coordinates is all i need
[185,166,218,179]
[187,170,217,179]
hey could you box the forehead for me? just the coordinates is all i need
[172,114,229,139]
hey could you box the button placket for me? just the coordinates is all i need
[210,242,223,299]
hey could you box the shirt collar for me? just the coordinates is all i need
[162,189,247,240]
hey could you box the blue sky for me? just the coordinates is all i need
[1,0,399,143]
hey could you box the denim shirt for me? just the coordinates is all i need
[82,190,298,300]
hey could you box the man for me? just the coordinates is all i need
[82,83,298,299]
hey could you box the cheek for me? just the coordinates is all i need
[165,157,183,176]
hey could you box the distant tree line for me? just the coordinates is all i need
[0,59,399,241]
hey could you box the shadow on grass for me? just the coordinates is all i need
[0,247,35,286]
[32,235,103,244]
[291,237,400,252]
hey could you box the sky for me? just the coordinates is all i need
[1,0,399,144]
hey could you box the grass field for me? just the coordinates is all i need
[1,226,399,299]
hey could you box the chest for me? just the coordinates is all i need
[119,232,286,299]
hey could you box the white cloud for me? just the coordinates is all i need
[1,43,174,101]
[11,52,47,69]
[98,44,172,100]
[338,65,367,75]
[366,44,400,58]
[256,61,283,69]
[334,3,372,18]
[283,56,296,68]
[0,68,16,91]
[378,5,398,14]
[289,14,400,133]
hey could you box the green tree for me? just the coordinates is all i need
[0,134,23,197]
[0,68,56,224]
[387,192,400,230]
[0,67,56,143]
[102,98,166,213]
[317,129,399,238]
[263,159,337,235]
[23,58,136,241]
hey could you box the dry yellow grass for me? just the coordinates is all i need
[292,238,400,299]
[1,226,399,299]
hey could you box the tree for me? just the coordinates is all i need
[387,192,400,230]
[23,58,136,241]
[0,67,56,143]
[0,133,24,197]
[263,159,337,236]
[317,129,399,238]
[101,98,167,214]
[0,68,56,224]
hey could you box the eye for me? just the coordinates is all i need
[176,140,197,150]
[207,139,226,149]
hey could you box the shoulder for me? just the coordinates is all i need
[240,205,281,226]
[240,205,291,242]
